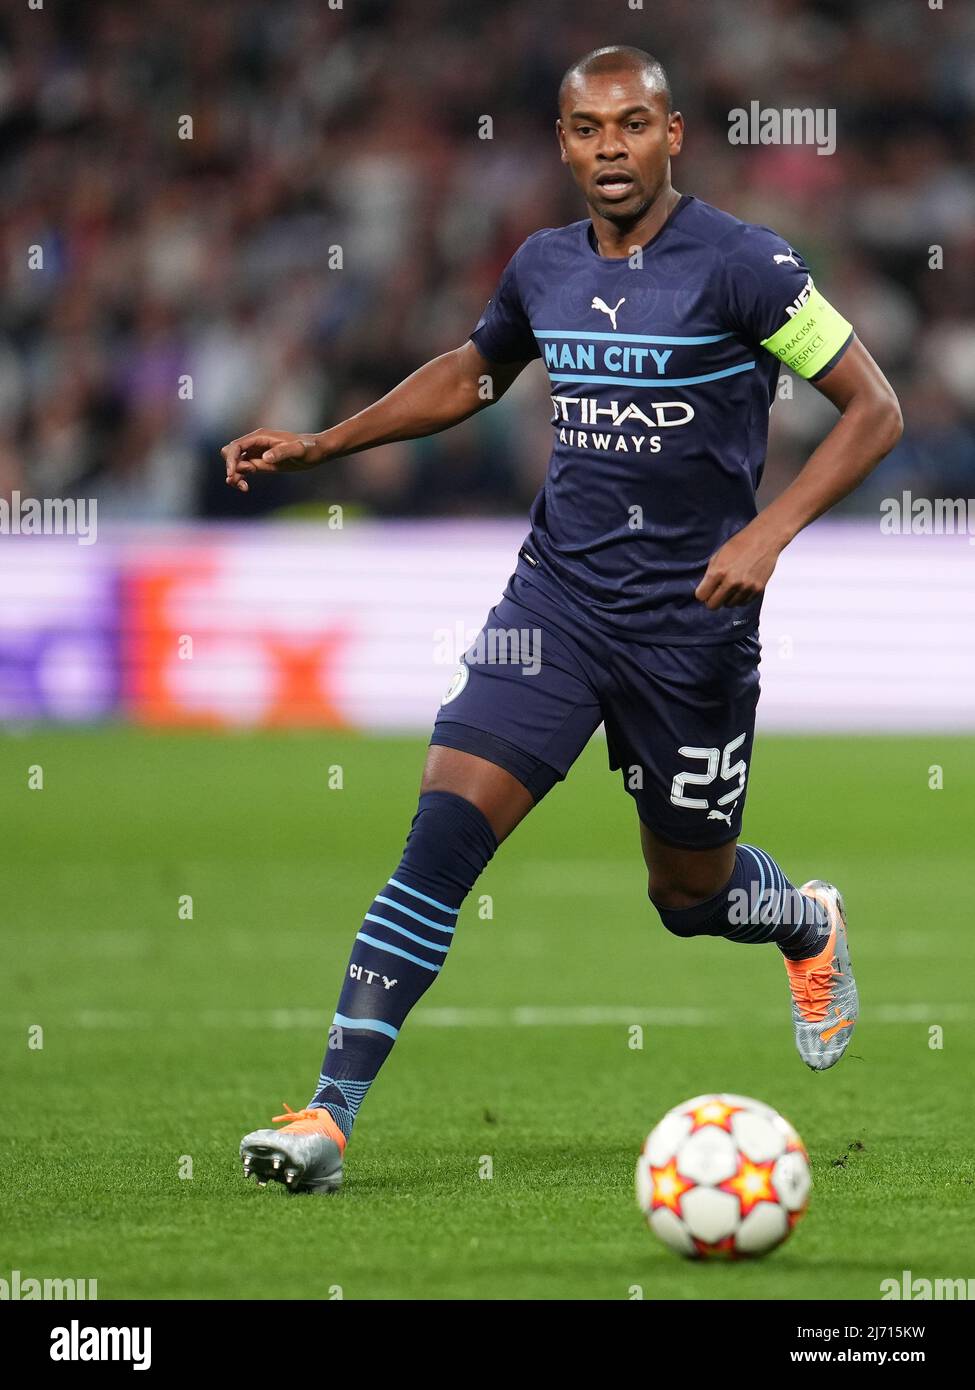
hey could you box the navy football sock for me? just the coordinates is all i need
[653,844,830,959]
[308,791,497,1138]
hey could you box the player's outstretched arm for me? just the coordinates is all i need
[223,342,529,492]
[696,337,903,610]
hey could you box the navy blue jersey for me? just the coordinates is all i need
[470,193,854,644]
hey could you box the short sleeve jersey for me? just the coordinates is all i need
[471,194,853,643]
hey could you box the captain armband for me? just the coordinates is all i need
[760,285,853,379]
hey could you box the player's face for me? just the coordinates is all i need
[557,71,682,222]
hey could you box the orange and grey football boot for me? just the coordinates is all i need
[784,880,858,1070]
[240,1103,345,1194]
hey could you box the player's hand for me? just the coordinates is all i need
[222,428,326,492]
[695,521,782,610]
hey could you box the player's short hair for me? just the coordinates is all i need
[558,46,673,116]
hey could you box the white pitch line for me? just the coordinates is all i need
[8,1003,974,1030]
[417,1005,718,1027]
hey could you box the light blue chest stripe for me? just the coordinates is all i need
[535,329,732,344]
[550,361,756,388]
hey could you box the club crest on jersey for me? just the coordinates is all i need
[591,295,625,330]
[441,663,469,705]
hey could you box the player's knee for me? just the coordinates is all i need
[420,744,535,843]
[395,789,498,902]
[645,834,738,934]
[647,869,718,910]
[647,872,727,938]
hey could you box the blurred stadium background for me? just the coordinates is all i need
[1,0,974,730]
[3,0,975,1305]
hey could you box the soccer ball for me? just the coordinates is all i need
[635,1093,811,1258]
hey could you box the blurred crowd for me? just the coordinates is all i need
[1,0,973,524]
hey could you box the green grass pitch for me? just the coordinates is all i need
[1,728,973,1300]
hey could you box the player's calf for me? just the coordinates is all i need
[649,842,832,957]
[239,787,499,1193]
[648,845,858,1070]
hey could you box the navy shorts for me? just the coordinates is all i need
[430,556,762,849]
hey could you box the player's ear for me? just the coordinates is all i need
[668,111,684,155]
[556,118,568,162]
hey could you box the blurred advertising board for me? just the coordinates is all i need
[1,520,972,731]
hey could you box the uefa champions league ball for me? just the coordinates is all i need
[635,1093,812,1258]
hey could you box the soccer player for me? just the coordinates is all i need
[224,47,902,1194]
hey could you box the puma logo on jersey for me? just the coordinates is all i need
[773,250,800,267]
[591,296,625,330]
[707,808,734,826]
